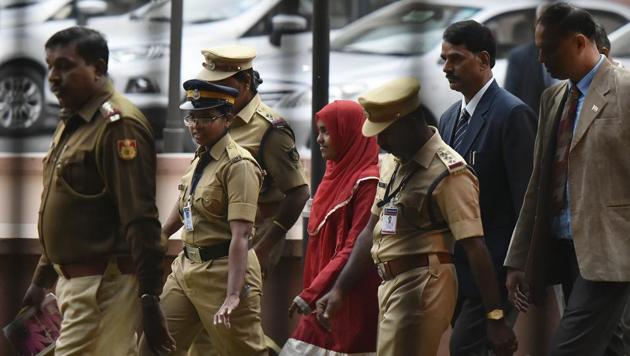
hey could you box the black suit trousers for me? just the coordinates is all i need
[551,241,630,356]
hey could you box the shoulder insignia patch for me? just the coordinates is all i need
[257,106,288,127]
[226,142,242,163]
[117,139,137,160]
[287,147,300,162]
[436,148,465,174]
[100,101,121,122]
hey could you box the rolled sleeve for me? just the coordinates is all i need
[434,170,484,240]
[228,202,258,222]
[225,159,262,222]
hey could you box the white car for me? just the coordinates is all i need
[0,0,328,134]
[254,0,630,155]
[106,0,314,137]
[0,0,149,133]
[0,0,145,27]
[610,22,630,68]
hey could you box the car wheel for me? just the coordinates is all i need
[0,65,45,134]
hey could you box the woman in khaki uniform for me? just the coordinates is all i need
[139,80,266,356]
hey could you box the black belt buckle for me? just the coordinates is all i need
[184,245,203,263]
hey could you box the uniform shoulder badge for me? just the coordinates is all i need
[436,148,465,174]
[226,142,243,163]
[287,147,300,162]
[100,101,121,122]
[257,105,287,127]
[117,139,137,160]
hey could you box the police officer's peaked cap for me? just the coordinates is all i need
[195,45,257,82]
[359,77,421,137]
[179,79,240,111]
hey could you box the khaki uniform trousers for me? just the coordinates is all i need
[187,231,286,356]
[54,263,141,356]
[141,249,266,356]
[376,255,457,356]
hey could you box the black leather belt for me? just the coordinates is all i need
[54,256,135,279]
[183,241,232,263]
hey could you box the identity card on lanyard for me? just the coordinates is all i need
[381,204,398,235]
[183,201,194,231]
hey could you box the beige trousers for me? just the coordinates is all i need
[187,232,285,356]
[376,255,457,356]
[140,250,266,356]
[54,263,140,356]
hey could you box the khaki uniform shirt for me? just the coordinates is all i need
[371,129,484,263]
[32,80,163,293]
[178,133,262,247]
[229,94,307,210]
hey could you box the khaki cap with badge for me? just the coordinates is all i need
[359,77,421,137]
[196,44,257,81]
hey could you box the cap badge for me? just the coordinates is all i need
[207,60,216,70]
[192,89,201,100]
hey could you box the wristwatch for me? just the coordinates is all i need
[140,293,160,307]
[486,308,505,320]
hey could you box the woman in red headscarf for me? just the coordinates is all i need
[281,100,381,355]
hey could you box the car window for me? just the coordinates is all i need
[1,0,39,10]
[137,0,257,24]
[243,0,305,37]
[611,26,630,57]
[331,3,480,56]
[48,0,149,21]
[484,10,535,60]
[589,9,627,35]
[298,0,396,29]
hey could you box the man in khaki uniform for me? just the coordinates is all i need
[139,80,266,356]
[316,77,516,355]
[20,26,174,355]
[187,45,309,355]
[195,44,309,273]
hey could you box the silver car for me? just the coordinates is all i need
[254,0,630,155]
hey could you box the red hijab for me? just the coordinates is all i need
[307,100,380,235]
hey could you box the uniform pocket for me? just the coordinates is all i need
[59,151,105,197]
[197,185,226,217]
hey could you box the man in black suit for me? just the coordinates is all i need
[438,20,537,355]
[504,3,553,113]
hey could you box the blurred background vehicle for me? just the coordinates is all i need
[0,0,144,28]
[0,0,149,134]
[0,0,395,137]
[107,0,396,139]
[253,0,630,155]
[2,0,630,154]
[610,22,630,68]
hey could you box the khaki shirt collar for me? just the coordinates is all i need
[235,94,261,124]
[76,79,115,123]
[412,126,442,169]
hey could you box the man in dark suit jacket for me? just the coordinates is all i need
[505,3,630,355]
[504,42,548,113]
[504,3,554,114]
[438,20,537,355]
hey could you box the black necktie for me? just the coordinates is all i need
[452,109,470,151]
[190,151,212,196]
